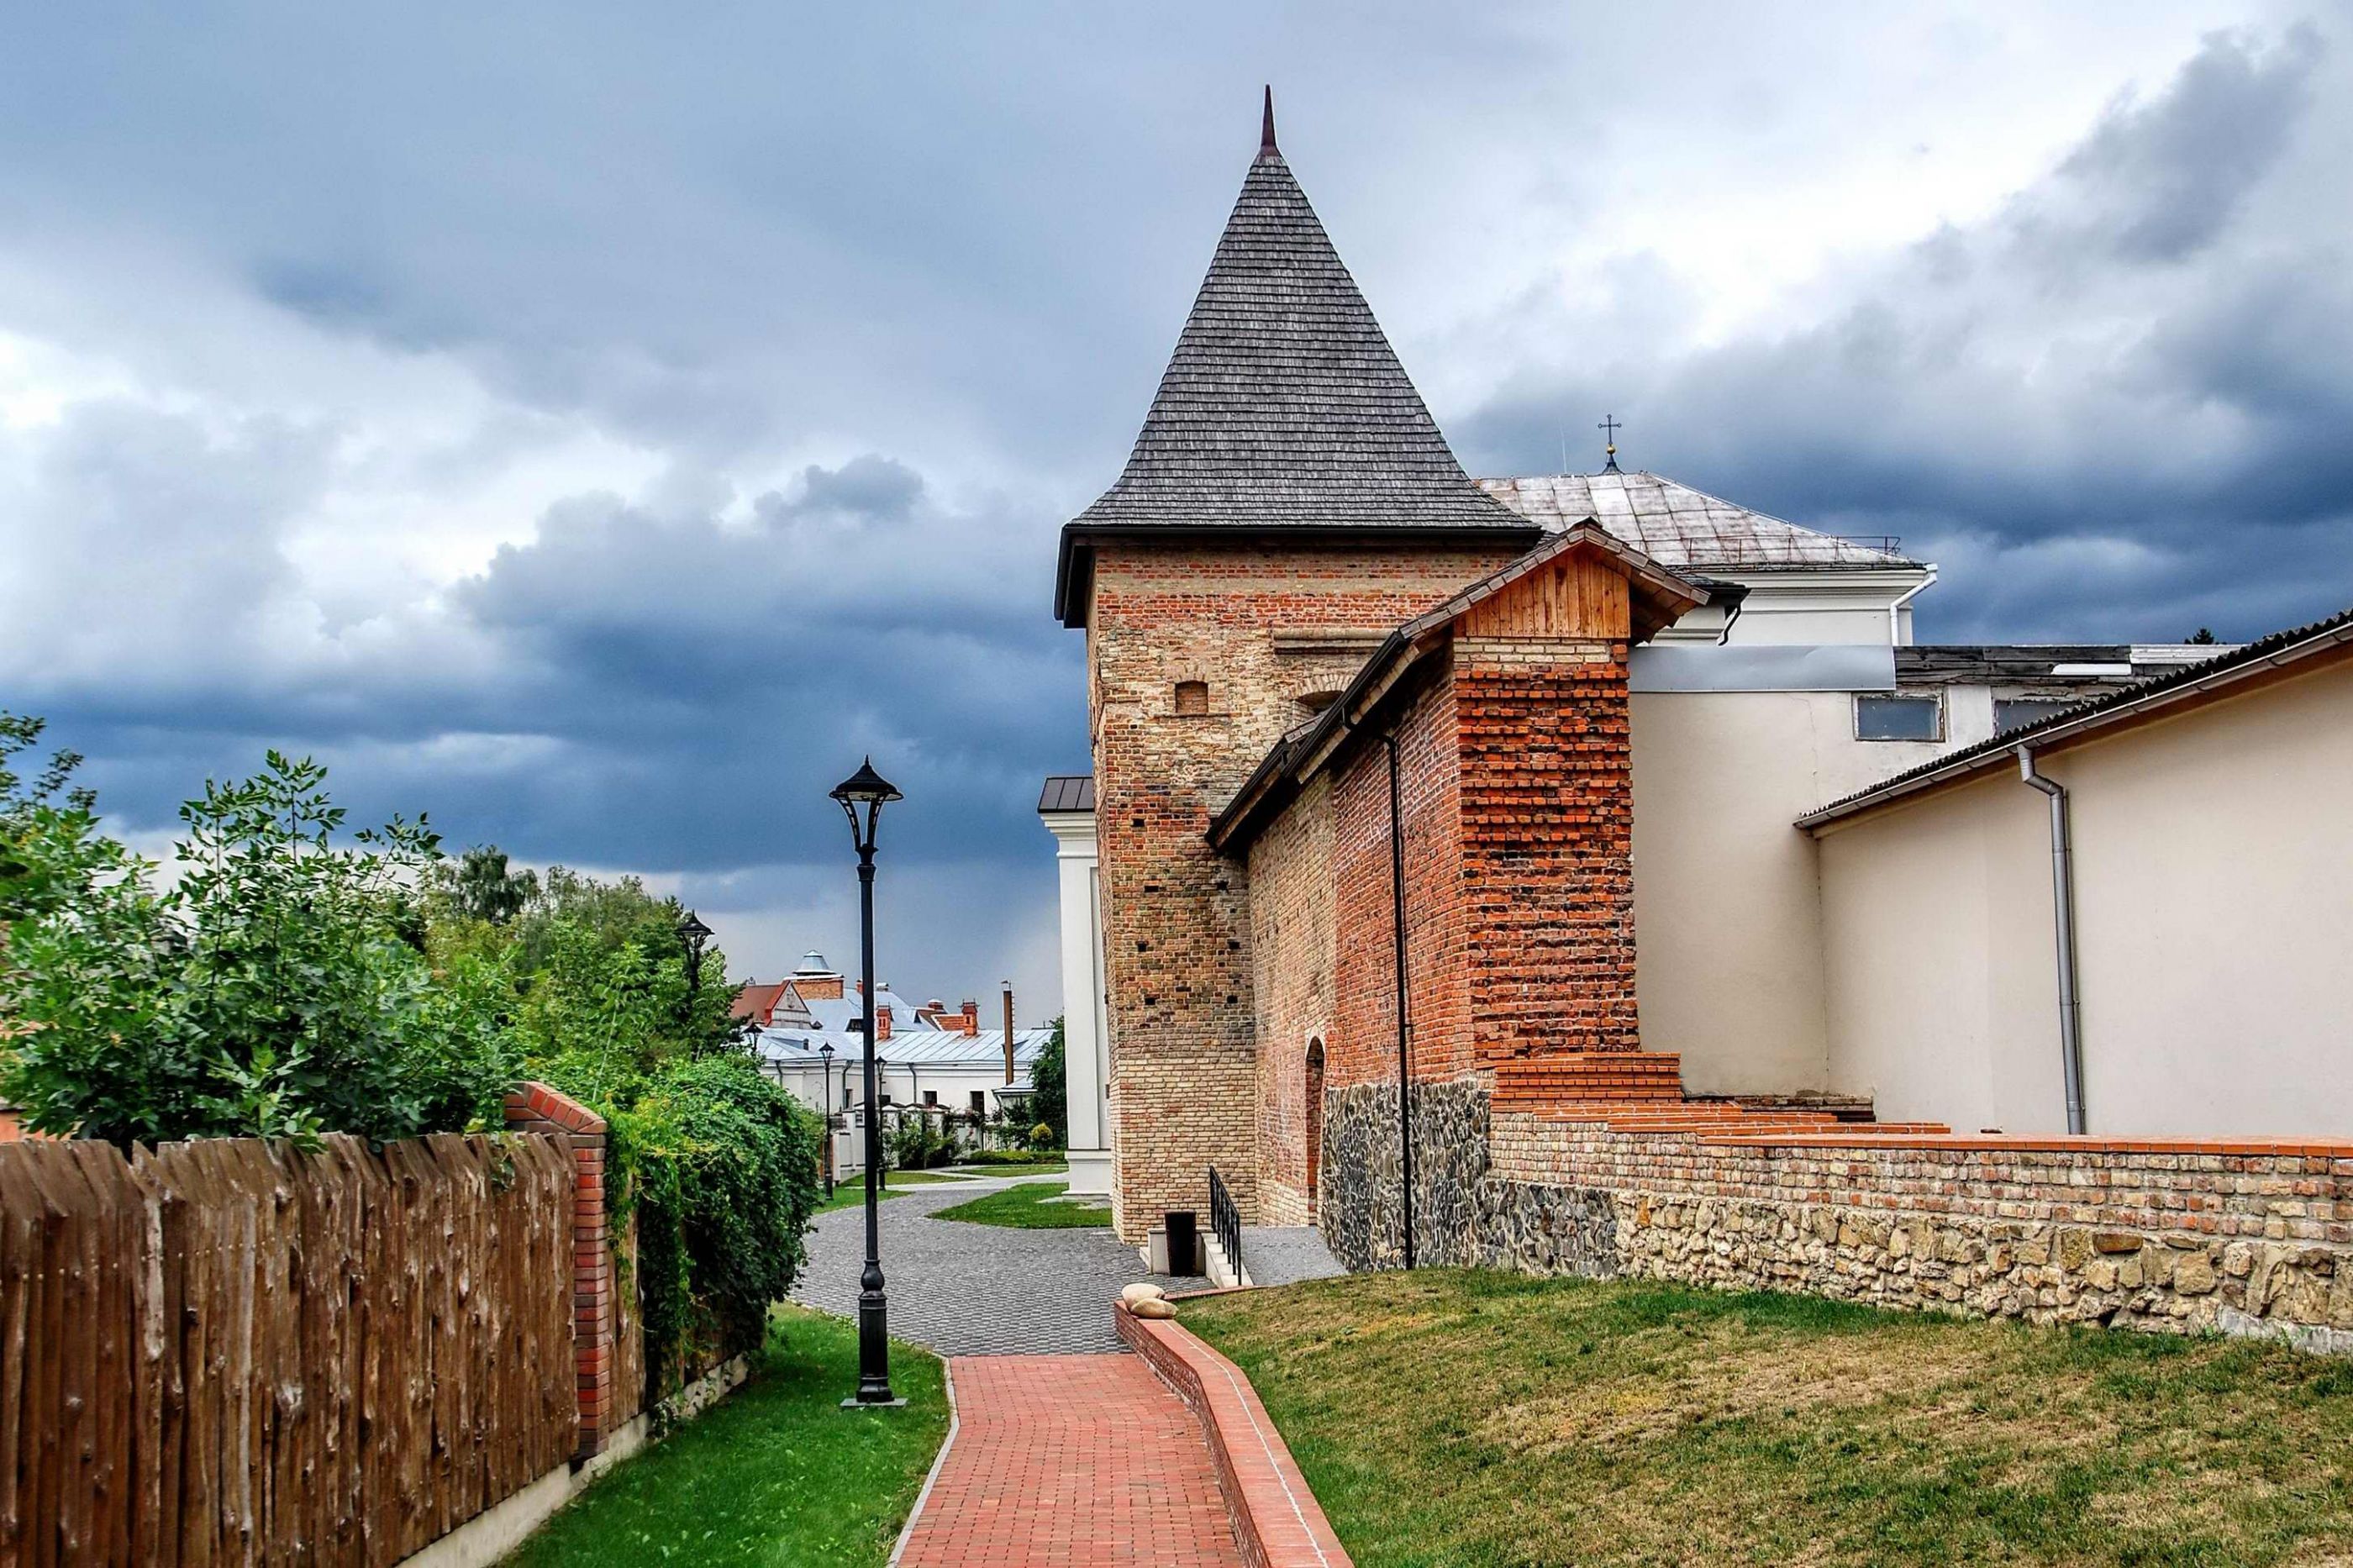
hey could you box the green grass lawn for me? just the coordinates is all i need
[504,1305,947,1567]
[1184,1269,2353,1568]
[930,1179,1108,1229]
[947,1160,1068,1176]
[812,1168,968,1214]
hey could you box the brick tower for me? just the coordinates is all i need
[1054,94,1537,1241]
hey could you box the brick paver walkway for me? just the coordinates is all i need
[894,1355,1245,1567]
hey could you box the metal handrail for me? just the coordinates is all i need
[1207,1165,1244,1285]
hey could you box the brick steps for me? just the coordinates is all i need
[1489,1053,1953,1139]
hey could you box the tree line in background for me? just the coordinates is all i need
[0,713,818,1392]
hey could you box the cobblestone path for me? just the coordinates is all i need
[892,1355,1245,1568]
[790,1175,1174,1355]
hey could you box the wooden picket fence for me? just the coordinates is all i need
[0,1132,580,1566]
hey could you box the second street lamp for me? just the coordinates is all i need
[832,757,903,1408]
[678,910,714,1003]
[818,1041,837,1197]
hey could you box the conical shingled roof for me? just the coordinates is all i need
[1057,107,1533,623]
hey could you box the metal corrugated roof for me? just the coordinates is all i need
[1479,471,1921,571]
[755,1026,1055,1069]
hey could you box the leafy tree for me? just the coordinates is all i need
[503,865,745,1059]
[2187,627,2219,645]
[436,845,539,926]
[1030,1014,1068,1147]
[0,737,516,1145]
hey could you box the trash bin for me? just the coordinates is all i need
[1165,1210,1199,1276]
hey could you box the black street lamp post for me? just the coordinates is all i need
[818,1041,837,1197]
[832,758,903,1408]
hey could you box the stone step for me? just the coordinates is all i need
[1201,1230,1251,1290]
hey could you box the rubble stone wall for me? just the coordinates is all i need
[1322,1079,2353,1351]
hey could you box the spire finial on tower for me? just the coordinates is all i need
[1598,413,1623,472]
[1261,86,1277,155]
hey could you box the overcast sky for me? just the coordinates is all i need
[3,3,2348,1005]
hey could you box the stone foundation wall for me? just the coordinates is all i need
[1320,1080,2353,1351]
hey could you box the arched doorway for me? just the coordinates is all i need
[1304,1038,1326,1218]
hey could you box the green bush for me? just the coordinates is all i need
[0,729,516,1146]
[540,1051,821,1392]
[888,1109,961,1172]
[957,1148,1063,1167]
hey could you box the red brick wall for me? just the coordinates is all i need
[1087,539,1517,1239]
[504,1081,624,1459]
[1456,635,1640,1060]
[1246,774,1334,1226]
[1329,665,1471,1091]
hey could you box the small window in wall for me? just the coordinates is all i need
[1856,692,1942,741]
[969,1090,987,1115]
[1995,698,2075,734]
[923,1090,938,1108]
[1174,680,1209,716]
[880,1093,893,1108]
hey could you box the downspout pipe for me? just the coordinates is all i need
[2016,745,2087,1134]
[1887,569,1936,645]
[1379,731,1416,1270]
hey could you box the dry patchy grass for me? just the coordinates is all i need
[1184,1270,2353,1568]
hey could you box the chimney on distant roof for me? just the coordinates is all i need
[1002,982,1015,1086]
[876,1004,892,1043]
[961,999,979,1038]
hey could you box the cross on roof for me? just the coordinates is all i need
[1598,414,1623,472]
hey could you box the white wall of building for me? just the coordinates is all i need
[1813,654,2353,1139]
[1630,688,1953,1093]
[1648,569,1932,648]
[1042,807,1113,1195]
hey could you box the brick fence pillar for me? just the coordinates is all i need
[504,1081,615,1460]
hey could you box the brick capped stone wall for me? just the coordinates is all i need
[1245,549,1650,1228]
[1320,1077,2353,1351]
[1087,539,1518,1241]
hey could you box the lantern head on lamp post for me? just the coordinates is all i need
[831,757,903,1408]
[677,910,714,1002]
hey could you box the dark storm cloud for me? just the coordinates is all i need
[4,6,2350,992]
[1459,24,2353,643]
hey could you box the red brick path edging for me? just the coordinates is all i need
[1116,1302,1354,1568]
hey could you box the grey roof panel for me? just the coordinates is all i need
[1801,605,2353,826]
[1037,775,1095,813]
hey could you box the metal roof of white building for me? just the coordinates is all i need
[1478,471,1922,571]
[755,1025,1055,1071]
